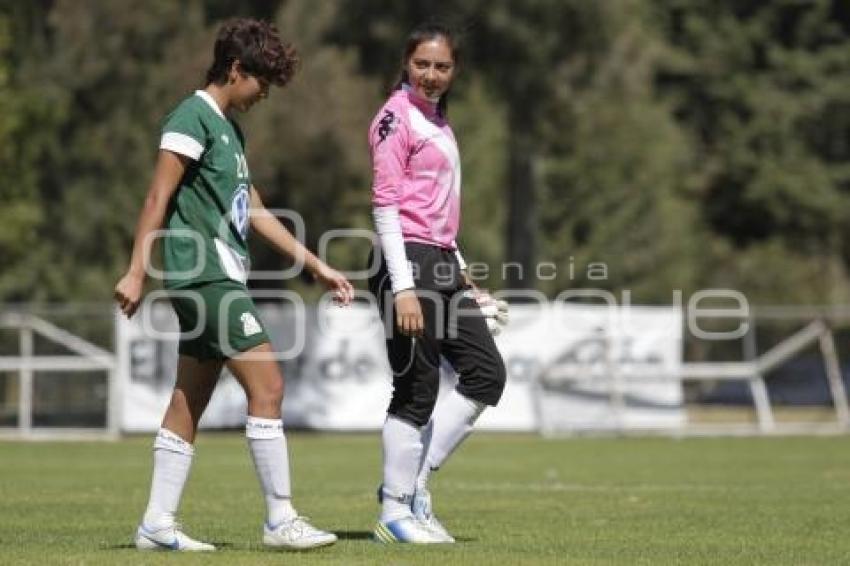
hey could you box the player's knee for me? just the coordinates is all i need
[479,355,507,405]
[265,377,285,405]
[167,390,191,414]
[388,396,437,428]
[490,355,507,403]
[249,376,284,407]
[388,408,432,429]
[461,354,507,407]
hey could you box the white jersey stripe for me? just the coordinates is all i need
[160,132,203,160]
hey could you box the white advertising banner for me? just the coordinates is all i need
[281,305,393,430]
[496,303,685,433]
[115,302,251,432]
[116,301,683,433]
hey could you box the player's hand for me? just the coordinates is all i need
[395,289,424,337]
[114,272,144,318]
[464,289,509,336]
[313,263,354,306]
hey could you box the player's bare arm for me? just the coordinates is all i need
[248,186,354,305]
[114,150,188,318]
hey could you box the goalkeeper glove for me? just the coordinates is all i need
[464,289,509,336]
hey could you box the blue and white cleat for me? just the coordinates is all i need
[373,516,445,544]
[263,516,338,549]
[135,523,215,552]
[412,488,455,543]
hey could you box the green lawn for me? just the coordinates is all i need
[1,433,850,565]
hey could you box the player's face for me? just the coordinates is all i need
[231,66,269,112]
[405,38,455,103]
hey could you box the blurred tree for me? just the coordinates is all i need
[330,0,609,290]
[653,0,850,303]
[202,0,282,23]
[4,0,850,306]
[330,0,850,304]
[2,0,377,302]
[241,0,380,298]
[462,1,616,291]
[5,0,211,301]
[538,0,702,302]
[448,77,509,290]
[0,2,54,302]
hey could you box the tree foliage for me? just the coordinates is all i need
[2,0,850,305]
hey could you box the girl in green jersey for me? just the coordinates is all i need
[114,18,353,552]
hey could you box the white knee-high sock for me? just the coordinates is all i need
[416,390,486,491]
[142,428,194,529]
[415,420,434,491]
[246,416,297,527]
[381,415,423,522]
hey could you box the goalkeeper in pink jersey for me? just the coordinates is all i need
[367,22,507,544]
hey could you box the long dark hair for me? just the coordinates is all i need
[392,22,460,117]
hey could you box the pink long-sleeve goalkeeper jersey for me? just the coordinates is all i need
[369,85,461,250]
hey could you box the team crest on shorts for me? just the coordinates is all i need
[240,312,262,336]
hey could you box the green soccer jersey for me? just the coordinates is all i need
[159,90,253,289]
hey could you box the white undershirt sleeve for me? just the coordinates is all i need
[373,206,415,293]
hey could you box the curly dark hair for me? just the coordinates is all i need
[205,18,299,87]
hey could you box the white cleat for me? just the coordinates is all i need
[373,515,446,544]
[412,489,455,543]
[135,523,216,552]
[263,516,338,550]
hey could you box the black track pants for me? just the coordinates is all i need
[368,242,507,427]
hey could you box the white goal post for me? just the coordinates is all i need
[2,303,849,438]
[0,312,118,439]
[536,308,850,436]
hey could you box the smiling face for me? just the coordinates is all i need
[405,37,455,103]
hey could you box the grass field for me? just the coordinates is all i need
[2,433,850,565]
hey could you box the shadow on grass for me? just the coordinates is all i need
[335,530,376,541]
[103,542,236,550]
[335,531,477,543]
[105,533,474,551]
